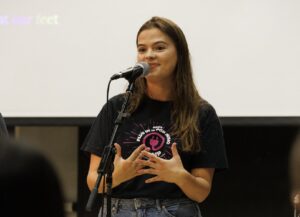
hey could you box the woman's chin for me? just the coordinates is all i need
[146,74,160,82]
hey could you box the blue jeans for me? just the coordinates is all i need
[98,197,202,217]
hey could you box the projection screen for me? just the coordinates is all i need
[1,0,299,117]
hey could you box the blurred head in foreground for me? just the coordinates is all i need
[290,131,300,212]
[0,138,65,217]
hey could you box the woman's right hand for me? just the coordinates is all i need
[112,143,148,187]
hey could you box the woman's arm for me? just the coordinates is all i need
[87,154,106,192]
[87,144,148,193]
[137,143,214,202]
[176,167,214,202]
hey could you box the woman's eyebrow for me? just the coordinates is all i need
[137,41,168,47]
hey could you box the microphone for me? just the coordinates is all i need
[111,62,150,81]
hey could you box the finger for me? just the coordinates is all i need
[137,168,157,175]
[114,143,121,158]
[136,159,156,168]
[141,150,158,162]
[145,176,161,183]
[171,143,179,157]
[135,164,146,171]
[128,144,145,161]
[137,148,150,160]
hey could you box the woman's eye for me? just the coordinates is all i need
[138,48,146,53]
[156,46,165,51]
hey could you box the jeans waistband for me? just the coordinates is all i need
[111,197,193,210]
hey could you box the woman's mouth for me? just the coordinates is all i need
[149,63,159,69]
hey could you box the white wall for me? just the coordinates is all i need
[1,0,299,117]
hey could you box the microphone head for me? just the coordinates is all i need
[136,62,150,77]
[111,62,150,81]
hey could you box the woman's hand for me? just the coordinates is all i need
[113,143,149,186]
[136,143,187,184]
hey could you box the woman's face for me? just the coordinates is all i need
[137,28,178,83]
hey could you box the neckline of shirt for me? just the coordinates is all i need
[143,94,173,104]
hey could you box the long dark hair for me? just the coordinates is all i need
[127,16,203,152]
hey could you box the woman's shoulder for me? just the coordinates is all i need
[198,99,219,123]
[105,93,127,108]
[95,93,126,116]
[199,99,216,114]
[108,93,126,103]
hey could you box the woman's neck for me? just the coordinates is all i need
[146,80,174,101]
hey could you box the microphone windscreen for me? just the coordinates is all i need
[137,62,150,77]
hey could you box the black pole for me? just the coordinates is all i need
[85,80,135,217]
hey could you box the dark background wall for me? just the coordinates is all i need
[77,119,299,217]
[200,126,297,217]
[5,118,300,217]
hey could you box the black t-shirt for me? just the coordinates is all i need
[82,94,228,199]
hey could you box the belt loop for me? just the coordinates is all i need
[134,198,138,210]
[115,198,119,211]
[155,199,162,211]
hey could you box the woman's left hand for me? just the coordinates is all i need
[136,143,187,184]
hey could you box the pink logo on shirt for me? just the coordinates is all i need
[143,132,165,151]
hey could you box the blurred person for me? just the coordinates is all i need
[290,131,300,216]
[0,113,8,138]
[0,137,65,217]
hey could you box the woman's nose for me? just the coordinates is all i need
[145,50,155,59]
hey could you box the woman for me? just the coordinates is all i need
[82,16,228,217]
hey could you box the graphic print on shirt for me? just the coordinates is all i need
[120,120,174,159]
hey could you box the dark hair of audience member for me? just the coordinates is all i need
[0,138,65,217]
[290,131,300,211]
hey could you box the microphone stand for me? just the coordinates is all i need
[85,80,135,217]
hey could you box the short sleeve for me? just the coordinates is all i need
[81,100,116,157]
[191,103,228,171]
